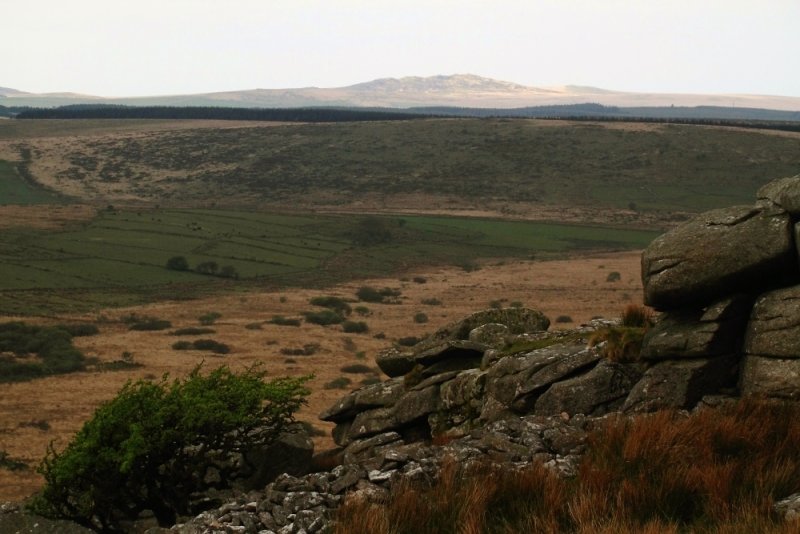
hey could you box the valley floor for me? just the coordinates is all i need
[0,250,641,502]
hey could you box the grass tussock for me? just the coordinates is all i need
[588,326,645,363]
[589,304,655,363]
[620,303,654,328]
[333,398,800,533]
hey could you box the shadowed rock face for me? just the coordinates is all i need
[642,205,795,310]
[641,295,752,360]
[745,285,800,358]
[638,175,800,401]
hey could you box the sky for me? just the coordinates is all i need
[4,0,800,97]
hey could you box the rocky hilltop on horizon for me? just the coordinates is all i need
[3,74,800,111]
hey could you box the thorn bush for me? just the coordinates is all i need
[31,366,309,530]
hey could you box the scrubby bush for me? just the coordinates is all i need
[219,265,239,279]
[128,319,172,331]
[341,364,373,374]
[324,377,352,390]
[354,306,371,316]
[172,339,229,354]
[356,286,401,304]
[170,327,216,336]
[413,312,429,324]
[0,450,27,471]
[165,256,189,271]
[192,339,230,354]
[270,315,302,327]
[351,216,394,246]
[555,315,573,324]
[280,343,320,356]
[606,271,622,282]
[421,298,442,306]
[412,276,427,284]
[458,260,480,272]
[55,323,99,337]
[195,261,219,275]
[198,312,222,326]
[303,310,345,326]
[0,322,86,382]
[309,296,352,316]
[342,320,369,334]
[32,366,309,530]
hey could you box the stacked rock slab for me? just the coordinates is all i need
[640,175,800,401]
[321,308,654,464]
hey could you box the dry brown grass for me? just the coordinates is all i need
[0,251,643,502]
[0,204,96,229]
[333,398,800,533]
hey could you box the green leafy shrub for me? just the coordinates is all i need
[309,296,352,316]
[269,315,302,327]
[342,321,369,334]
[165,256,189,271]
[31,366,309,530]
[129,319,172,331]
[198,312,222,326]
[303,309,345,326]
[354,306,371,316]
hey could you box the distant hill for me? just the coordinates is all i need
[0,87,30,97]
[3,74,799,114]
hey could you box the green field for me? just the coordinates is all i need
[0,208,657,315]
[0,160,63,205]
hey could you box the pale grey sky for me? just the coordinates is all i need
[5,0,799,97]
